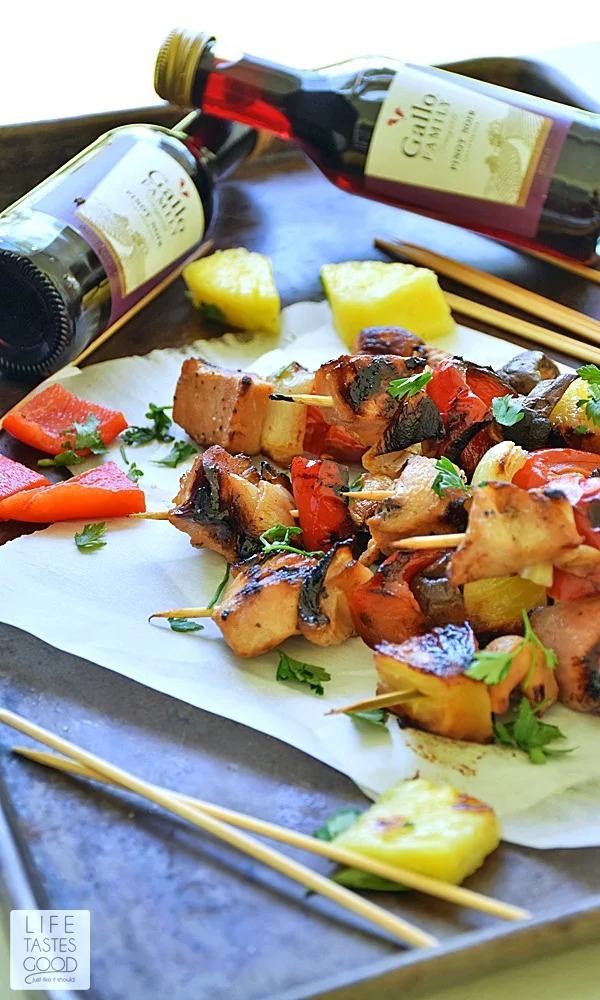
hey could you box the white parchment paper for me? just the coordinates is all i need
[2,300,600,848]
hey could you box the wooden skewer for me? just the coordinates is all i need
[0,711,436,949]
[343,490,394,500]
[13,746,529,922]
[130,511,172,520]
[270,393,335,407]
[376,238,600,346]
[290,509,299,518]
[326,690,424,715]
[514,245,600,286]
[444,291,600,366]
[0,240,213,429]
[150,607,214,620]
[392,533,465,551]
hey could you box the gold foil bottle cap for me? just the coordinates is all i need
[154,28,215,106]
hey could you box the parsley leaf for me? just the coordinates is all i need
[575,366,600,427]
[431,457,470,499]
[198,301,228,324]
[494,697,574,764]
[119,446,144,483]
[573,425,591,435]
[314,808,362,841]
[121,403,174,447]
[332,869,409,892]
[38,450,83,468]
[387,370,432,400]
[259,523,324,558]
[346,708,390,728]
[467,608,557,686]
[208,564,230,609]
[152,441,198,468]
[492,395,525,427]
[275,650,331,695]
[577,364,600,384]
[74,522,107,552]
[349,472,364,491]
[62,413,107,454]
[168,617,205,633]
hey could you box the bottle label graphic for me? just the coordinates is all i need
[34,133,205,323]
[365,65,571,236]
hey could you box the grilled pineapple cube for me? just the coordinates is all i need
[375,624,494,743]
[261,362,314,466]
[184,248,280,335]
[463,575,547,634]
[320,260,454,348]
[550,377,600,452]
[335,778,501,884]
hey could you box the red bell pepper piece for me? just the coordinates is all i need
[0,454,50,500]
[303,407,366,462]
[459,427,494,479]
[512,448,600,490]
[3,384,128,456]
[349,551,439,648]
[0,461,145,522]
[290,456,355,552]
[544,474,600,601]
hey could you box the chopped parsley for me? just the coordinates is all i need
[467,608,557,686]
[275,650,331,696]
[152,441,198,468]
[492,394,525,427]
[348,472,364,491]
[346,708,390,728]
[208,564,231,609]
[431,457,470,499]
[121,403,174,447]
[314,808,409,891]
[38,450,83,468]
[40,413,107,466]
[576,365,600,427]
[168,617,205,633]
[74,522,107,552]
[259,523,324,558]
[119,446,144,483]
[573,425,590,435]
[314,808,362,841]
[198,301,227,323]
[494,697,574,764]
[387,370,432,400]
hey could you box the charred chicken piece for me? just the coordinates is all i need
[449,481,582,587]
[313,354,427,444]
[531,597,600,714]
[169,445,296,562]
[261,362,315,466]
[298,543,373,646]
[349,550,439,649]
[352,326,428,359]
[498,351,561,396]
[348,473,395,529]
[364,391,444,466]
[485,635,558,715]
[375,623,494,743]
[368,454,468,555]
[173,358,273,454]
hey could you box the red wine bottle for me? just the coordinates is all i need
[155,30,600,263]
[0,113,256,379]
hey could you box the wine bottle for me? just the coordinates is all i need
[155,30,600,264]
[0,113,256,379]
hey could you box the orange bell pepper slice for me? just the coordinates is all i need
[0,461,145,522]
[0,454,50,500]
[2,384,128,456]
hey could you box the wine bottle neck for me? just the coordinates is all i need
[173,110,258,181]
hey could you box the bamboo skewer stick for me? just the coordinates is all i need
[326,690,425,715]
[0,711,435,949]
[0,240,213,429]
[12,746,529,922]
[392,533,465,551]
[270,393,335,407]
[150,608,215,620]
[514,246,600,285]
[376,238,600,345]
[343,490,394,500]
[444,291,600,366]
[130,511,172,520]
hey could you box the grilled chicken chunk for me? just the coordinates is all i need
[313,354,427,444]
[375,623,494,743]
[485,635,559,715]
[348,473,395,528]
[169,446,296,562]
[531,598,600,713]
[298,543,372,645]
[449,482,582,587]
[173,358,273,454]
[368,455,468,555]
[261,362,315,466]
[352,326,428,359]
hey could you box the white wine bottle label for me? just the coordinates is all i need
[365,65,571,237]
[34,132,205,323]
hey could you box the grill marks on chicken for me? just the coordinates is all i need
[449,482,583,587]
[169,446,296,562]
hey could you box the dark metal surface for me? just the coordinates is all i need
[2,58,600,1000]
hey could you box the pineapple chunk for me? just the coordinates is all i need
[184,248,280,335]
[261,362,314,466]
[335,778,501,884]
[463,575,547,634]
[321,260,454,348]
[550,377,600,453]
